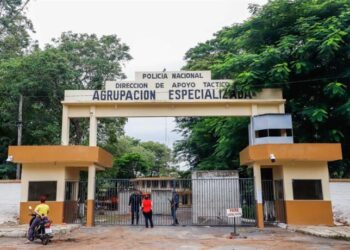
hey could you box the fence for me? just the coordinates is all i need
[93,178,256,226]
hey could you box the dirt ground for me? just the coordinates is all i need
[0,226,350,250]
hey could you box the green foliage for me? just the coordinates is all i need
[174,117,250,176]
[178,0,350,177]
[98,136,173,179]
[140,141,171,176]
[49,32,132,89]
[0,0,34,59]
[0,5,132,178]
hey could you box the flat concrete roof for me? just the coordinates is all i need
[240,143,342,166]
[8,146,113,168]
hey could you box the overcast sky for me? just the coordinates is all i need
[27,0,267,148]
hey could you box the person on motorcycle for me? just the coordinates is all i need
[28,195,50,241]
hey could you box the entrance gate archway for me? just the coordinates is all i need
[60,71,286,228]
[9,70,341,228]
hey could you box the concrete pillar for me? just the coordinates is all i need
[253,163,264,228]
[61,105,70,145]
[89,106,97,147]
[86,165,96,227]
[251,104,258,116]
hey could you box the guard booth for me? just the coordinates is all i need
[240,114,343,227]
[8,145,112,226]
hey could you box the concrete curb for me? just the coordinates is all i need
[280,224,350,241]
[294,228,350,241]
[0,224,81,238]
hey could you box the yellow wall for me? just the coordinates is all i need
[21,163,66,202]
[282,161,330,201]
[65,167,80,180]
[272,165,283,180]
[240,143,342,166]
[20,201,64,224]
[9,145,113,168]
[285,200,333,226]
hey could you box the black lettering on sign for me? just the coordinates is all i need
[169,90,174,100]
[172,72,203,79]
[115,82,148,88]
[172,82,196,88]
[203,81,230,88]
[92,91,100,100]
[155,82,164,88]
[142,73,168,79]
[101,90,106,100]
[229,89,254,99]
[134,90,140,100]
[107,90,113,100]
[126,91,133,100]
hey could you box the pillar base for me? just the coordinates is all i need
[256,203,264,229]
[86,200,95,227]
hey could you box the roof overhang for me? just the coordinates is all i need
[8,146,113,169]
[240,143,342,166]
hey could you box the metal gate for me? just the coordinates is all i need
[274,180,286,223]
[94,178,256,226]
[63,180,88,224]
[262,180,286,224]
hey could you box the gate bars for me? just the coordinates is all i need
[92,178,256,226]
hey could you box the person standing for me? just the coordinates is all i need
[170,191,179,225]
[129,190,142,225]
[142,194,153,228]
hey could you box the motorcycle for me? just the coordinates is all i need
[28,206,54,245]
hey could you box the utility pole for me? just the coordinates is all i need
[16,94,23,179]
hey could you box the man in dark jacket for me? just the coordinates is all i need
[170,191,179,225]
[129,190,142,225]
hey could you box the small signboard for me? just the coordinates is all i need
[226,208,242,218]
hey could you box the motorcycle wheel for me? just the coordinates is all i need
[42,236,49,245]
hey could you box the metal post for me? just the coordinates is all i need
[234,217,237,235]
[16,94,23,179]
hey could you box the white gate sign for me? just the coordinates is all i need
[226,208,242,218]
[63,71,283,103]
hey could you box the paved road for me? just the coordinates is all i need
[0,226,350,249]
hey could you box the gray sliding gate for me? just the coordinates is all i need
[94,178,256,226]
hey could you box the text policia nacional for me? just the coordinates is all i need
[92,72,254,101]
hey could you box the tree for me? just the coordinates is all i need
[0,32,132,178]
[49,32,132,145]
[0,0,34,59]
[97,136,173,179]
[177,0,350,177]
[140,141,171,176]
[49,32,132,90]
[174,117,250,175]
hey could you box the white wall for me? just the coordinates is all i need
[151,190,172,215]
[0,182,21,224]
[191,171,240,225]
[330,181,350,224]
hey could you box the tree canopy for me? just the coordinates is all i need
[98,136,174,179]
[0,0,33,59]
[176,0,350,177]
[0,1,132,179]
